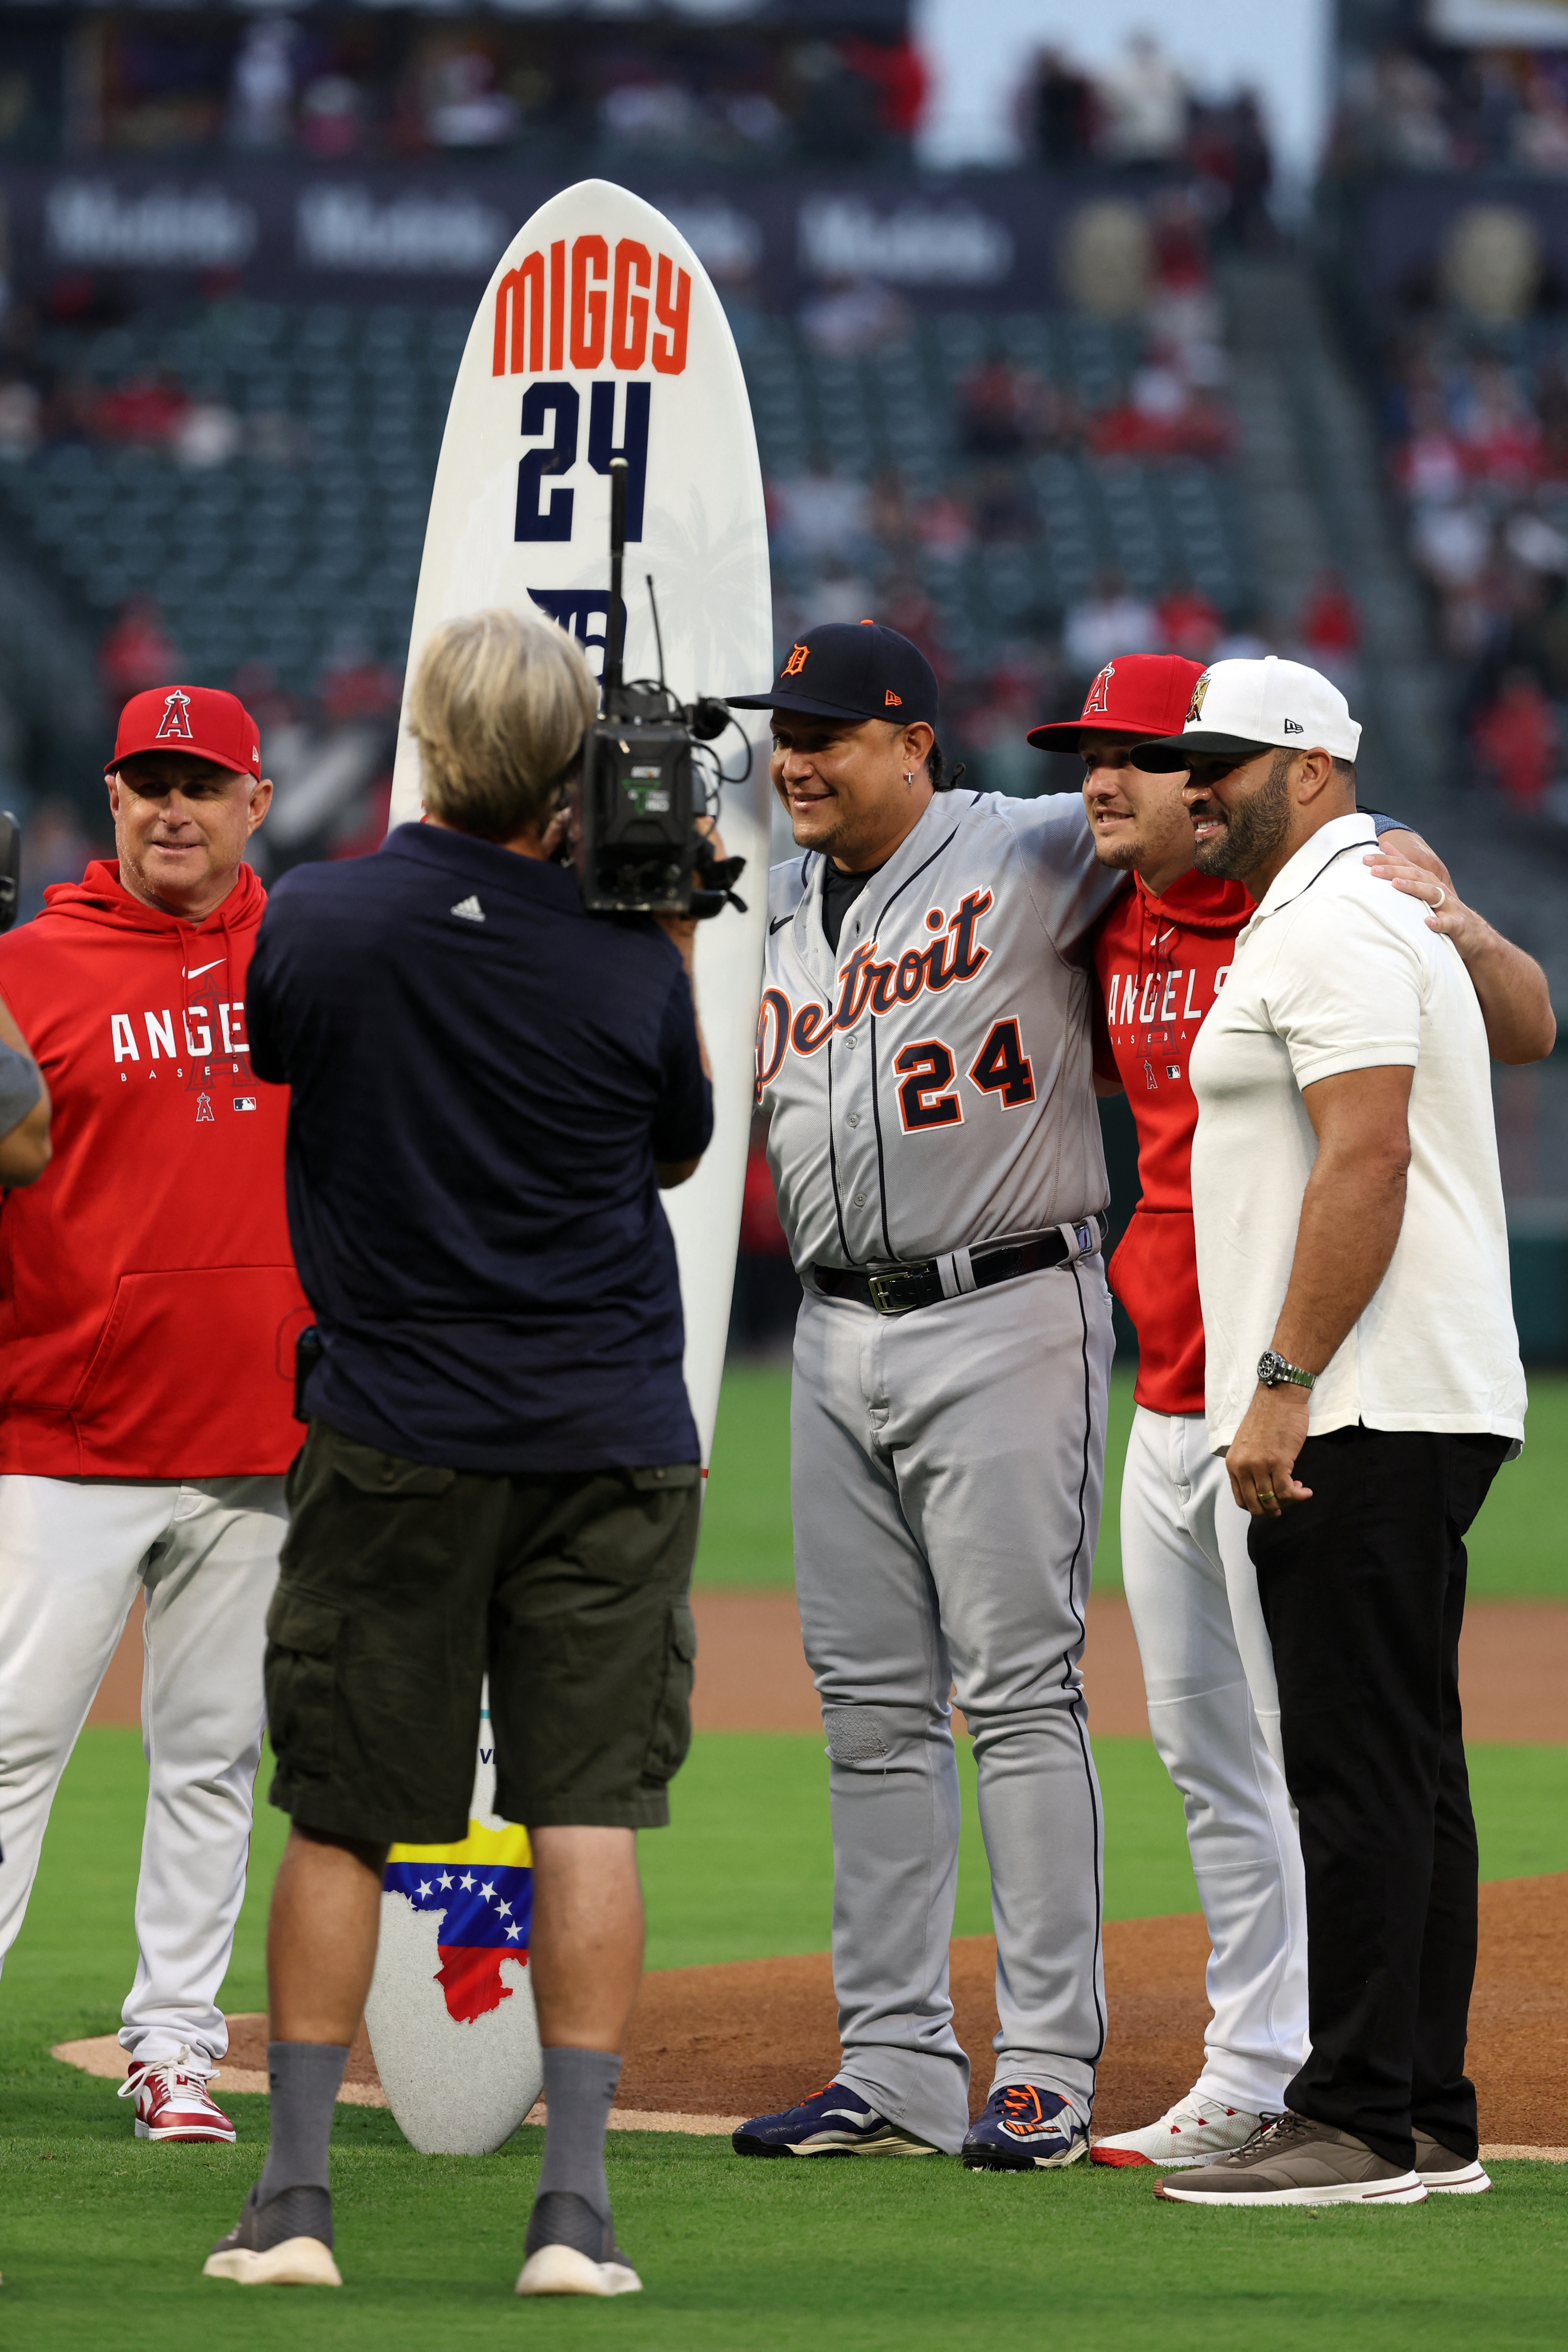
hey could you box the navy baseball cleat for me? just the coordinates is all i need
[733,2081,939,2158]
[962,2086,1089,2170]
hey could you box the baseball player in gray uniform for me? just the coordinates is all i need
[727,622,1123,2168]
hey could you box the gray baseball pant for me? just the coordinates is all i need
[790,1256,1114,2155]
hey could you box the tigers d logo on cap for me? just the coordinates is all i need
[728,621,939,727]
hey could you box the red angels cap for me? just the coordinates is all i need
[105,685,262,781]
[1026,654,1207,753]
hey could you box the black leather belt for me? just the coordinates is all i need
[812,1215,1107,1317]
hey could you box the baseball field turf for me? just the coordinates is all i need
[2,1367,1564,2347]
[696,1365,1568,1597]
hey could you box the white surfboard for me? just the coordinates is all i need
[370,178,773,2155]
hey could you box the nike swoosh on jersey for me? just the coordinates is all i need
[184,959,225,978]
[769,914,793,934]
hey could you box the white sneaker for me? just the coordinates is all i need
[515,2193,642,2297]
[119,2046,236,2143]
[516,2245,642,2298]
[1091,2089,1265,2169]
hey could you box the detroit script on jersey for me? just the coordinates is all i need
[758,789,1122,1272]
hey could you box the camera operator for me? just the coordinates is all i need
[0,1002,49,1186]
[206,608,714,2298]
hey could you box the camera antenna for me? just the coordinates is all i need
[645,573,667,693]
[603,456,628,702]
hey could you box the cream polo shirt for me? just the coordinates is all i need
[1189,810,1526,1450]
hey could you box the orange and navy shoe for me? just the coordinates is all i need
[962,2085,1088,2170]
[732,2081,939,2158]
[118,2047,236,2143]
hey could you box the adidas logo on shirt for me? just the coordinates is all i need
[450,896,485,923]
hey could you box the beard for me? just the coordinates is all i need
[1092,831,1142,872]
[1191,749,1293,880]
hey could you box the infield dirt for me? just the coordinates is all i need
[88,1590,1568,1742]
[188,1873,1566,2148]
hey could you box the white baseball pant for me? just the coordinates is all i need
[1119,1404,1308,2111]
[0,1474,285,2065]
[791,1258,1113,2155]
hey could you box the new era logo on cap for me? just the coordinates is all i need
[1132,656,1363,773]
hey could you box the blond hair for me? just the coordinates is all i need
[407,607,598,841]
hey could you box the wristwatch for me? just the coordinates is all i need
[1257,1349,1316,1391]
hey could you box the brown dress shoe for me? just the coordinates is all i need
[1154,2110,1427,2206]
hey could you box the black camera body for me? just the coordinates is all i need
[0,814,20,934]
[580,689,700,915]
[575,461,746,920]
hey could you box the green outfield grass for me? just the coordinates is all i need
[699,1365,1568,1599]
[0,2114,1561,2352]
[3,1728,1565,2348]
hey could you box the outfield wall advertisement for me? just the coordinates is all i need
[0,161,1178,311]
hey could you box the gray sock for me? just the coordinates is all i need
[257,2041,348,2204]
[534,2046,622,2227]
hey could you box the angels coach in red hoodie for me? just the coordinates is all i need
[0,684,309,2143]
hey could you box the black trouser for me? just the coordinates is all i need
[1248,1425,1510,2169]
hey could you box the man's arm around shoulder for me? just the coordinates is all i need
[1369,831,1556,1064]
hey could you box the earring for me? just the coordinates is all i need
[904,771,913,784]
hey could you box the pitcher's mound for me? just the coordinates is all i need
[56,1877,1566,2154]
[614,1875,1568,2148]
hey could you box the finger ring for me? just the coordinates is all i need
[1257,1490,1276,1502]
[1431,887,1446,911]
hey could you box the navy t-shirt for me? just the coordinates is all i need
[247,823,712,1473]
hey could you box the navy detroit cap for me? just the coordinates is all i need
[729,621,939,727]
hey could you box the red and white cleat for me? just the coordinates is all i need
[1091,2090,1265,2168]
[119,2047,237,2143]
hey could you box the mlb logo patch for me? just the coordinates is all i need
[234,1096,257,1111]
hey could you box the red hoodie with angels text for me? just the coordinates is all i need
[1092,866,1252,1417]
[0,859,309,1477]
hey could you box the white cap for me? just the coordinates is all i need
[1131,655,1362,771]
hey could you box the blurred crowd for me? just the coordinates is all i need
[18,9,924,169]
[1330,39,1568,177]
[1382,325,1568,819]
[761,189,1293,794]
[1019,36,1273,245]
[0,355,295,472]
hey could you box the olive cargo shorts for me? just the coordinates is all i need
[265,1420,701,1845]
